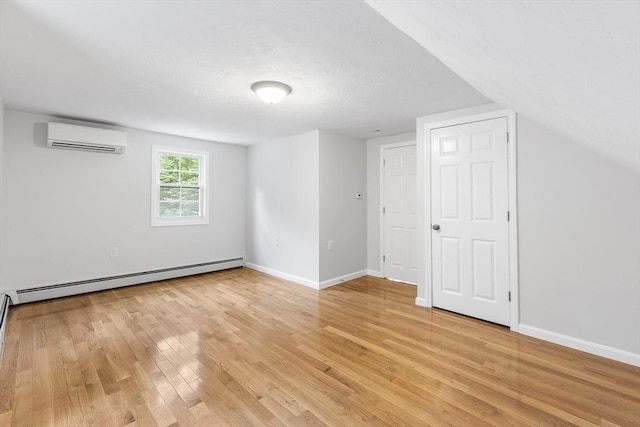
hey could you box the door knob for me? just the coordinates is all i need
[432,224,440,231]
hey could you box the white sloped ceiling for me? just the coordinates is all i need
[367,0,640,172]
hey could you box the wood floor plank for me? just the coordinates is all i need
[9,370,31,427]
[0,409,11,426]
[0,268,638,426]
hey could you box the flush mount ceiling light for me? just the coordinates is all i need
[251,81,292,104]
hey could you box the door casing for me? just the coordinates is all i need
[419,109,519,331]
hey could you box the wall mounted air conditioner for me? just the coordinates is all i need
[47,122,127,154]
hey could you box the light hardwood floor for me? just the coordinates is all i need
[0,268,638,426]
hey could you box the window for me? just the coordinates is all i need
[151,146,208,226]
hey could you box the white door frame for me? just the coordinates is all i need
[420,109,519,331]
[380,141,417,283]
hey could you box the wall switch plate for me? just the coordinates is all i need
[110,247,119,258]
[328,240,334,251]
[275,237,279,247]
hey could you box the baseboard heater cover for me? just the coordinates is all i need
[16,258,244,303]
[0,294,10,361]
[0,294,9,323]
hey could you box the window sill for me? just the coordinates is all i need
[151,217,209,227]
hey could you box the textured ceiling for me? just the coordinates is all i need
[0,0,488,144]
[366,0,640,171]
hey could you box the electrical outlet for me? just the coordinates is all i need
[275,237,280,247]
[110,247,119,258]
[328,240,334,251]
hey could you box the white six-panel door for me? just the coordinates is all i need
[430,118,510,325]
[383,145,417,284]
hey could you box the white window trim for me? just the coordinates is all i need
[151,145,209,227]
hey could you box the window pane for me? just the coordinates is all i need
[160,187,180,202]
[153,148,207,225]
[160,171,179,184]
[181,187,200,202]
[181,202,200,217]
[159,155,180,171]
[181,172,199,185]
[181,156,200,172]
[159,201,180,217]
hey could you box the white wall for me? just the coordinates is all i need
[319,131,366,283]
[2,110,246,291]
[366,132,416,275]
[518,116,640,355]
[246,131,320,283]
[0,96,4,293]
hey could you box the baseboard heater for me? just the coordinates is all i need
[0,294,10,360]
[15,257,244,304]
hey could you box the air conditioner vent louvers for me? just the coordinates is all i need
[47,122,127,154]
[50,141,118,152]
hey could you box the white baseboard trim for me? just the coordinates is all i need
[387,278,417,286]
[318,270,368,289]
[246,264,367,290]
[14,258,244,304]
[245,263,320,289]
[415,297,429,307]
[367,270,383,278]
[519,324,640,367]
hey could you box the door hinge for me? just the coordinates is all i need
[508,291,511,302]
[506,132,510,143]
[507,210,510,221]
[383,255,386,262]
[383,206,386,214]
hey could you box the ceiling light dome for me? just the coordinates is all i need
[251,81,292,104]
